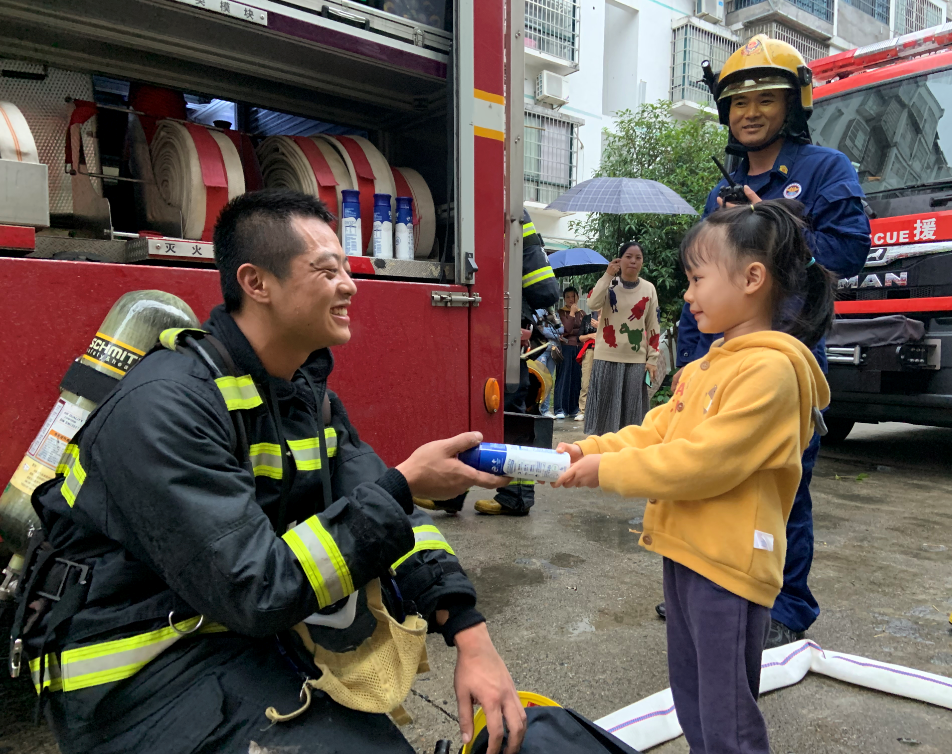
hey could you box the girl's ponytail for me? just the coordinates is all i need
[694,198,836,349]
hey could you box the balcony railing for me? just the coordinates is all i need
[842,0,890,23]
[671,20,738,109]
[895,0,943,33]
[524,111,579,206]
[726,0,834,24]
[524,0,581,66]
[743,21,829,61]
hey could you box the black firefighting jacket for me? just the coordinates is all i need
[23,305,480,751]
[521,209,560,319]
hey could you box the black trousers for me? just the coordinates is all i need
[47,638,415,754]
[554,344,581,415]
[663,558,771,754]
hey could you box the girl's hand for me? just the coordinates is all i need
[555,442,583,464]
[552,454,601,488]
[646,363,658,385]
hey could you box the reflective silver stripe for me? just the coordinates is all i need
[287,429,338,472]
[56,444,86,507]
[522,266,555,286]
[59,617,226,692]
[214,375,263,410]
[392,524,456,568]
[29,653,62,693]
[281,516,354,608]
[249,442,283,479]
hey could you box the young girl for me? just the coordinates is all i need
[554,200,832,754]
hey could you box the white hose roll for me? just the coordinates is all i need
[325,135,396,254]
[311,135,354,225]
[392,167,436,258]
[150,120,244,241]
[257,135,353,239]
[0,101,39,163]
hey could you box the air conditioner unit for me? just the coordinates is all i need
[536,71,569,107]
[695,0,725,22]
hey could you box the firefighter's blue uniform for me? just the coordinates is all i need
[676,140,871,632]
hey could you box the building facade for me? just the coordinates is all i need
[524,0,949,248]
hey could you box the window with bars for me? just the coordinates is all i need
[895,0,943,34]
[524,111,579,205]
[726,0,834,23]
[524,0,581,65]
[742,22,829,61]
[841,0,890,23]
[671,20,738,108]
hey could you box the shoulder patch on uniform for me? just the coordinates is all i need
[783,182,802,199]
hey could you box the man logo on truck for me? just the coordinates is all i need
[838,272,908,289]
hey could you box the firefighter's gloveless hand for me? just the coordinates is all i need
[717,184,762,208]
[396,432,511,500]
[453,622,527,754]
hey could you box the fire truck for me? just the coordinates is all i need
[0,0,529,555]
[809,26,952,442]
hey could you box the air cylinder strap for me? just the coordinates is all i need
[183,123,229,242]
[334,136,376,254]
[290,136,340,231]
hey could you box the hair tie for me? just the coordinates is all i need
[806,257,816,267]
[749,203,756,212]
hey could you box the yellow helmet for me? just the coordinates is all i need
[526,358,553,408]
[708,35,814,152]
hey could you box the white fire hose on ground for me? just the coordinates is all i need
[596,640,952,751]
[150,120,245,241]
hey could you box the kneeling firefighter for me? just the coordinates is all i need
[415,210,560,517]
[10,189,527,754]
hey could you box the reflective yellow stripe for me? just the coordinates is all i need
[214,375,262,411]
[392,525,456,569]
[56,444,86,507]
[287,429,338,471]
[509,479,535,486]
[158,327,207,351]
[29,653,62,694]
[522,266,555,287]
[522,222,537,237]
[282,516,354,608]
[54,618,226,692]
[249,442,283,479]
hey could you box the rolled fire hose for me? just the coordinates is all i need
[391,167,435,258]
[326,135,396,255]
[596,639,952,751]
[257,135,352,237]
[150,120,245,241]
[0,291,199,561]
[0,101,39,163]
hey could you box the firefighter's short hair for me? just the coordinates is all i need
[214,188,337,312]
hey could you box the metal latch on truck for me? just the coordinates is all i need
[431,292,481,307]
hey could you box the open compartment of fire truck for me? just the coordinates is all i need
[0,0,458,281]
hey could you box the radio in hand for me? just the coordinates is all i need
[712,156,749,205]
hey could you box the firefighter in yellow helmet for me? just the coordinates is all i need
[703,34,814,157]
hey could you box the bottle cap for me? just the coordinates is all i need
[373,193,392,206]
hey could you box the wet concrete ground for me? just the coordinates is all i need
[1,422,950,752]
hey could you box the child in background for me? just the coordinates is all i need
[553,200,832,754]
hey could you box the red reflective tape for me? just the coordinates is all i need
[185,124,229,242]
[390,168,420,228]
[0,224,35,250]
[335,137,376,254]
[65,100,98,171]
[225,131,264,192]
[835,296,952,314]
[291,137,339,229]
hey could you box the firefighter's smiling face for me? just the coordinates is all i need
[272,216,357,350]
[729,88,788,149]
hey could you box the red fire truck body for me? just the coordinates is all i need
[0,0,525,492]
[810,27,952,438]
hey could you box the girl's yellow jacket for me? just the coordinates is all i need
[576,331,830,607]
